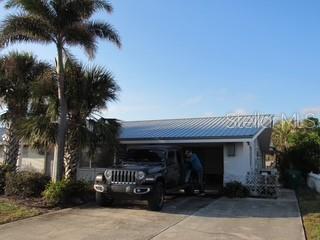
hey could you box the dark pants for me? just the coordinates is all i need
[195,168,204,192]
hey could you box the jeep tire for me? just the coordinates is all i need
[96,192,113,206]
[148,181,164,211]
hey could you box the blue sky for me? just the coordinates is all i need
[0,1,320,121]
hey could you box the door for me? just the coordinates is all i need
[191,146,224,189]
[166,150,180,187]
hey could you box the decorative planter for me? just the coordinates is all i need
[307,172,320,193]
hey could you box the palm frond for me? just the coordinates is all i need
[16,115,57,149]
[86,118,121,157]
[0,14,53,47]
[92,0,113,13]
[64,23,97,58]
[87,21,121,48]
[64,61,120,118]
[5,0,57,21]
[64,0,113,21]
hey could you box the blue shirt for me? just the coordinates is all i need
[191,154,203,172]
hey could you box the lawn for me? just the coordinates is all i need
[0,200,40,224]
[297,187,320,240]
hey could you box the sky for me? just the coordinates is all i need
[0,0,320,121]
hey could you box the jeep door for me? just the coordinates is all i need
[166,150,180,187]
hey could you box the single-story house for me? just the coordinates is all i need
[0,126,50,173]
[117,114,273,188]
[1,114,273,189]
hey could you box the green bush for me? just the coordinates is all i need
[224,181,249,198]
[43,180,93,206]
[282,169,304,189]
[5,171,50,197]
[0,164,15,194]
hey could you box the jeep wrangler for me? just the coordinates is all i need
[94,145,195,211]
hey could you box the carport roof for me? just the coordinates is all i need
[119,114,273,142]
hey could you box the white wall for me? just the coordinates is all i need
[307,172,320,193]
[223,142,251,184]
[0,146,46,173]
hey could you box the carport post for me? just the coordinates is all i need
[248,140,255,170]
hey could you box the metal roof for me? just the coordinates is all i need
[119,114,273,142]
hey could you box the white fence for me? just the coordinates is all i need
[307,172,320,193]
[76,168,106,182]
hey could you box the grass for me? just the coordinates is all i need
[0,200,40,224]
[296,187,320,240]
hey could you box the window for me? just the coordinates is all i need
[124,149,165,163]
[226,143,236,157]
[79,147,115,168]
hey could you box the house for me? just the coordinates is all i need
[1,114,274,189]
[117,114,273,188]
[0,138,50,174]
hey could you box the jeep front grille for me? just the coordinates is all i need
[111,170,136,184]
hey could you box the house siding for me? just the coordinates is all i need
[0,146,46,173]
[223,142,251,184]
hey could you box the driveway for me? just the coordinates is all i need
[0,189,305,240]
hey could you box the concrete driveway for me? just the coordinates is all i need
[0,189,305,240]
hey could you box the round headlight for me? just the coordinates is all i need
[105,170,112,179]
[136,171,146,181]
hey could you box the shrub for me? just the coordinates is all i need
[224,181,249,198]
[5,171,50,197]
[0,164,15,194]
[43,180,93,206]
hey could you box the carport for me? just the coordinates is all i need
[119,114,273,190]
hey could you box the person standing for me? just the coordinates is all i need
[185,150,204,193]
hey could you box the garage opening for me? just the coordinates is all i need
[183,145,224,192]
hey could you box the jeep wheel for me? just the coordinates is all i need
[96,192,113,206]
[148,182,164,211]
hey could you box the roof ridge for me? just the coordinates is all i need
[121,114,273,123]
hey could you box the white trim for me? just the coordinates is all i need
[120,138,253,145]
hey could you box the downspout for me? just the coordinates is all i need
[248,141,254,171]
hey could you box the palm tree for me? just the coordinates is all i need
[18,60,120,180]
[63,61,120,180]
[0,52,50,168]
[0,0,121,181]
[272,120,296,153]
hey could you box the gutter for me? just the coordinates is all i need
[120,137,253,145]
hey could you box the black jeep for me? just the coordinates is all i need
[94,145,196,211]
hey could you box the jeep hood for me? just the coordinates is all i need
[110,162,164,174]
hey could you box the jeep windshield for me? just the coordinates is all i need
[123,149,165,163]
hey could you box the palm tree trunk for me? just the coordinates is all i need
[52,44,68,182]
[64,136,80,181]
[3,123,20,168]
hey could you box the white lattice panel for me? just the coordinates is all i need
[246,171,279,198]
